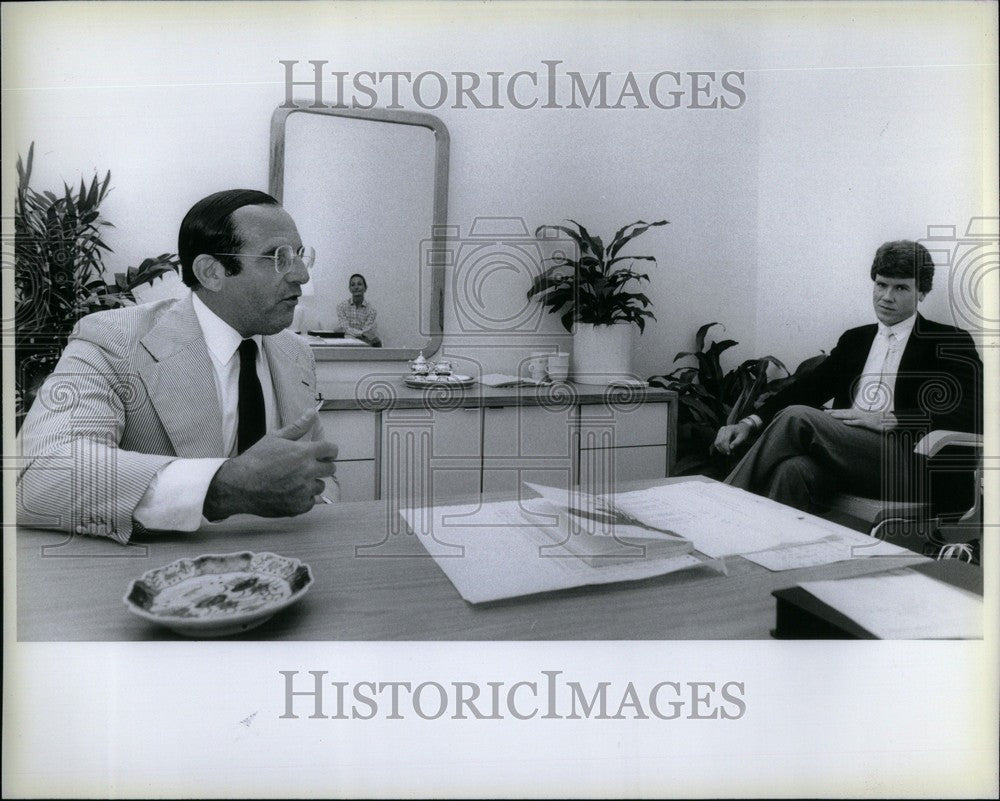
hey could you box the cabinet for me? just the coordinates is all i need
[317,409,377,501]
[380,405,481,510]
[482,405,576,501]
[577,403,670,497]
[317,381,676,507]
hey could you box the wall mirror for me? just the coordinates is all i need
[269,106,448,360]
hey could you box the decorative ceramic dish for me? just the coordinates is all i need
[404,373,475,389]
[123,551,313,637]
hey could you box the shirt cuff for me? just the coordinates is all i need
[133,458,228,532]
[740,414,763,431]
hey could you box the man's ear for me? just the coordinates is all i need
[918,290,927,303]
[192,254,226,292]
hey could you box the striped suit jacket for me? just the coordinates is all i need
[17,294,320,543]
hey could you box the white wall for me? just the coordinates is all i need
[3,2,994,385]
[751,3,996,369]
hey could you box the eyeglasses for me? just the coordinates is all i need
[214,245,316,274]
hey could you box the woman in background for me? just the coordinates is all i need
[335,272,381,347]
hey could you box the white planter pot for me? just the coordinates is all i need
[572,323,634,385]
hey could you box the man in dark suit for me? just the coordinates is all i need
[714,240,981,513]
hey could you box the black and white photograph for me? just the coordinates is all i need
[3,1,997,797]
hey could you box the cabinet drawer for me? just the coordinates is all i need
[482,466,574,500]
[579,445,668,496]
[577,402,670,448]
[380,407,481,506]
[327,460,376,502]
[482,405,575,459]
[319,410,376,460]
[382,407,481,457]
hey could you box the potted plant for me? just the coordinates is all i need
[14,143,180,426]
[648,322,827,477]
[527,218,668,384]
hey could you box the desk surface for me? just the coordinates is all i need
[16,478,929,641]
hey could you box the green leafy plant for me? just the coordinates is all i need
[649,322,827,477]
[527,219,668,332]
[14,143,180,426]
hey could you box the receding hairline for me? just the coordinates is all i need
[227,203,299,249]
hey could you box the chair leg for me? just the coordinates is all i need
[935,543,976,563]
[868,516,921,542]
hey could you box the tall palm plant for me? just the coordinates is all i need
[14,143,179,426]
[15,142,114,349]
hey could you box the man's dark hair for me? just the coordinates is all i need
[349,272,368,290]
[870,240,935,294]
[178,189,279,288]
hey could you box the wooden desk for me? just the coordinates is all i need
[16,478,932,641]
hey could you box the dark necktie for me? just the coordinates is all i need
[237,339,265,454]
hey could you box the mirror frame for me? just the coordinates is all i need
[269,105,449,361]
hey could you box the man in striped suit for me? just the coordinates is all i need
[18,190,338,543]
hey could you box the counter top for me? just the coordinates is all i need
[316,378,677,411]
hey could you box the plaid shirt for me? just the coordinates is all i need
[336,298,378,338]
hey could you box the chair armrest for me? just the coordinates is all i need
[914,430,983,458]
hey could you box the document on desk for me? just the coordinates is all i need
[398,500,720,604]
[608,481,837,558]
[797,570,983,639]
[743,529,918,571]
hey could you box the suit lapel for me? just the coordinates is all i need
[264,334,315,427]
[898,313,928,375]
[138,295,225,457]
[893,314,934,413]
[840,324,876,398]
[848,325,878,373]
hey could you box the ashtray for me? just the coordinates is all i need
[123,551,313,637]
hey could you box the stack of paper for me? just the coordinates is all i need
[743,530,914,571]
[526,480,917,570]
[796,570,982,639]
[521,497,694,567]
[607,481,839,558]
[398,499,719,604]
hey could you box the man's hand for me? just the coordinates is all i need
[712,420,755,455]
[824,408,898,432]
[203,410,338,521]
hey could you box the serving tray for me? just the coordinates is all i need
[403,373,475,389]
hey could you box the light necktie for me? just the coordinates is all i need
[869,331,896,411]
[237,339,265,454]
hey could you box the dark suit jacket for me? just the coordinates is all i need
[755,314,982,436]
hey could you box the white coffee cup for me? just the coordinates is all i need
[548,352,570,382]
[527,353,549,381]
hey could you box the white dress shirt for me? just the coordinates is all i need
[851,314,915,412]
[133,293,280,531]
[741,313,916,431]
